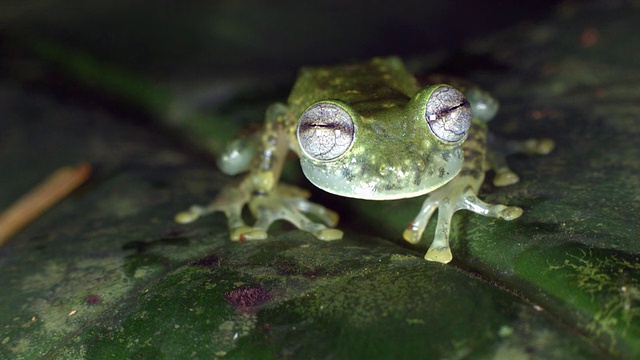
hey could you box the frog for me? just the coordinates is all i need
[175,56,554,264]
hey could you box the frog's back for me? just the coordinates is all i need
[287,56,420,115]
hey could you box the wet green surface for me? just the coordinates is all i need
[1,1,639,359]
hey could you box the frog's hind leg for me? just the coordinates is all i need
[487,133,555,187]
[247,184,343,241]
[287,199,342,241]
[175,178,269,241]
[270,183,338,225]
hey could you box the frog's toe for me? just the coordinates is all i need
[296,221,341,241]
[287,197,339,227]
[425,246,453,264]
[174,204,214,224]
[497,205,523,220]
[318,208,339,228]
[402,227,418,244]
[461,191,523,220]
[174,209,200,224]
[403,222,425,244]
[522,138,555,155]
[493,171,520,187]
[403,201,439,244]
[230,226,268,242]
[314,228,343,241]
[537,138,555,154]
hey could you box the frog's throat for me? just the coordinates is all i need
[299,149,463,200]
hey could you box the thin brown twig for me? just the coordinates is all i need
[0,163,92,246]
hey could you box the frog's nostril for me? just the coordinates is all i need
[425,86,472,143]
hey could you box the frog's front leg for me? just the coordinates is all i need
[403,87,555,263]
[175,103,343,242]
[403,120,523,264]
[403,173,523,263]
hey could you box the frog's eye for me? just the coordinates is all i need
[425,86,472,143]
[297,102,355,162]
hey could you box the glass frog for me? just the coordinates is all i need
[175,56,554,263]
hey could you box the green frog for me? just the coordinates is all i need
[175,56,553,263]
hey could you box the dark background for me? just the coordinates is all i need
[2,0,564,78]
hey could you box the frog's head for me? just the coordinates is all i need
[296,84,472,200]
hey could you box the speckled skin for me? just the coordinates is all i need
[291,57,465,200]
[175,57,554,263]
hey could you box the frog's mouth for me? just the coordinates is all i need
[299,147,463,200]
